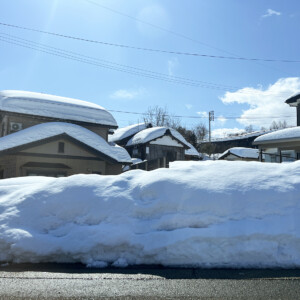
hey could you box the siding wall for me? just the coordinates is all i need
[0,112,108,140]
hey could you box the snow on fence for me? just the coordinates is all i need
[1,160,300,268]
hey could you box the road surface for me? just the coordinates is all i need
[0,263,300,299]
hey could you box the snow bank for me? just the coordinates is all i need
[0,90,117,127]
[1,161,300,268]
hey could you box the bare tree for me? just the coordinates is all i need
[269,120,288,130]
[193,123,208,142]
[245,124,254,133]
[143,106,181,128]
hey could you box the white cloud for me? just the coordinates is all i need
[220,77,300,128]
[212,128,245,139]
[216,115,227,125]
[185,104,193,109]
[110,88,144,100]
[196,111,208,119]
[262,9,281,18]
[168,58,179,76]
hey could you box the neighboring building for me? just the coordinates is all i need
[253,127,300,163]
[126,127,188,161]
[199,130,273,154]
[0,90,118,139]
[110,123,201,170]
[218,147,259,161]
[124,127,189,170]
[108,122,153,147]
[0,90,131,178]
[285,92,300,126]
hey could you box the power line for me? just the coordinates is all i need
[83,0,292,76]
[1,21,300,63]
[0,33,237,90]
[107,108,295,120]
[0,32,297,98]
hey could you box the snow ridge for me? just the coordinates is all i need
[1,161,300,268]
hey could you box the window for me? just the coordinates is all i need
[58,142,65,153]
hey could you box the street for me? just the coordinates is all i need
[0,264,300,299]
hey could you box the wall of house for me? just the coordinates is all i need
[17,155,106,176]
[21,138,97,158]
[0,112,109,140]
[0,155,17,178]
[221,154,257,161]
[106,163,123,175]
[148,144,185,161]
[0,154,107,178]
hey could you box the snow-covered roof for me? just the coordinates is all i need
[126,127,189,148]
[254,127,300,144]
[108,123,151,143]
[185,142,200,157]
[0,122,131,163]
[219,147,259,160]
[207,130,275,143]
[285,92,300,106]
[0,90,117,127]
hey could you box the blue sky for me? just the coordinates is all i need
[1,0,300,137]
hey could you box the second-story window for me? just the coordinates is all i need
[58,142,65,153]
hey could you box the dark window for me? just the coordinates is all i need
[58,142,65,153]
[0,170,4,179]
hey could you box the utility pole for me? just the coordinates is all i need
[208,111,214,142]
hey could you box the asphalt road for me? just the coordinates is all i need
[0,263,300,299]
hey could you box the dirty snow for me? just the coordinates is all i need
[254,126,300,143]
[0,90,117,127]
[219,147,259,160]
[0,122,131,163]
[1,160,300,268]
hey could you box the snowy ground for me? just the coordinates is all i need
[1,161,300,268]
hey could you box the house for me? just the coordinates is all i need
[0,90,131,178]
[253,127,300,163]
[108,122,153,147]
[117,126,192,170]
[110,123,201,168]
[285,92,300,126]
[199,130,274,154]
[218,147,260,161]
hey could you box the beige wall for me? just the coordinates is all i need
[17,155,106,176]
[21,138,97,157]
[1,113,109,140]
[106,163,123,175]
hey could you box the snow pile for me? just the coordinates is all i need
[254,126,300,143]
[108,123,151,143]
[0,122,131,163]
[219,147,259,160]
[1,161,300,268]
[0,90,117,127]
